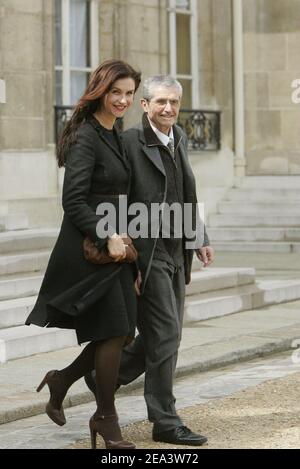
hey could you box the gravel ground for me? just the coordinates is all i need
[69,371,300,449]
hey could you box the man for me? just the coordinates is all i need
[85,75,214,446]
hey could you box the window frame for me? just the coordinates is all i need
[54,0,99,105]
[168,0,200,108]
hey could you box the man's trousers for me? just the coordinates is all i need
[118,258,186,433]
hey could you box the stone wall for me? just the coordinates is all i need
[199,0,234,150]
[244,0,300,174]
[0,0,58,203]
[98,0,169,129]
[0,0,54,151]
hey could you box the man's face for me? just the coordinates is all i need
[141,85,181,133]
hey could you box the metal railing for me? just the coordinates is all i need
[54,105,74,145]
[54,106,221,151]
[178,109,221,151]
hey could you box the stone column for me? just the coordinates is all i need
[233,0,246,178]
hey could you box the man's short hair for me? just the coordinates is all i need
[143,75,183,101]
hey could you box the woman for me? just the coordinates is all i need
[25,60,141,449]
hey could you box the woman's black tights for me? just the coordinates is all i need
[53,336,126,415]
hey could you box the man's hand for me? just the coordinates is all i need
[196,246,215,268]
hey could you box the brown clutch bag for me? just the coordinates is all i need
[83,235,138,265]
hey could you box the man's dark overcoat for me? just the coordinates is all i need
[122,114,209,293]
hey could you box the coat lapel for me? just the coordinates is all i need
[141,143,166,176]
[88,116,130,171]
[178,135,196,193]
[138,117,166,177]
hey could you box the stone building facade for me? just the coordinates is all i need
[0,0,299,229]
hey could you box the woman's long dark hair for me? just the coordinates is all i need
[56,59,141,167]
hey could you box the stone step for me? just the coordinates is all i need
[0,325,77,363]
[0,273,43,301]
[0,250,50,276]
[0,228,59,255]
[0,268,255,329]
[184,278,300,323]
[0,214,29,232]
[0,267,254,304]
[226,188,300,202]
[186,267,255,295]
[212,242,300,253]
[208,227,300,242]
[218,201,300,215]
[0,196,62,229]
[0,228,59,254]
[235,176,300,189]
[0,296,36,329]
[2,276,300,362]
[209,214,300,227]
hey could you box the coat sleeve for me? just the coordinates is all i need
[183,132,210,247]
[62,128,108,250]
[202,225,210,247]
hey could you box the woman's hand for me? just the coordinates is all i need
[107,234,126,262]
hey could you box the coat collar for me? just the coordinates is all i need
[87,115,129,170]
[142,113,182,150]
[139,113,184,176]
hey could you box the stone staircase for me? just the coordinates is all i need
[2,224,300,363]
[0,227,78,363]
[1,177,300,363]
[208,176,300,253]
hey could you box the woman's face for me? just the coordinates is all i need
[102,77,136,118]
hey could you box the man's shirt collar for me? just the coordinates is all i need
[147,116,174,147]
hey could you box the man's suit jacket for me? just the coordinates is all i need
[122,118,209,293]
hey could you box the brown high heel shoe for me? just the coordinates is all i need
[37,370,67,426]
[89,413,136,449]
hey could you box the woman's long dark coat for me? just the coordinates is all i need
[26,117,137,344]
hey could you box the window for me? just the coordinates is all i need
[168,0,199,108]
[55,0,99,105]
